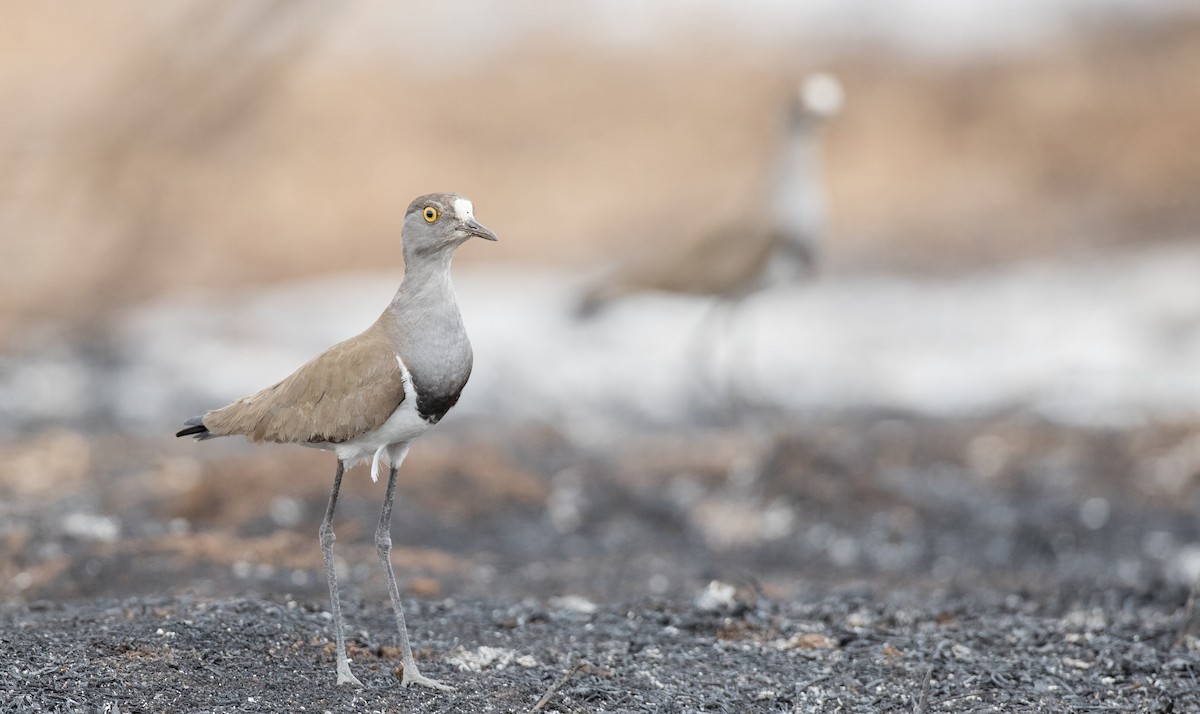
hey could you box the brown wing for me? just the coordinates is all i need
[643,221,776,296]
[202,322,406,444]
[580,220,776,311]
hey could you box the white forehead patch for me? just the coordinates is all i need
[453,198,475,221]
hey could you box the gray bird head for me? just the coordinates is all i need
[785,72,844,129]
[402,192,498,258]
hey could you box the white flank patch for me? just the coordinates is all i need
[334,353,432,476]
[370,444,387,483]
[452,197,475,222]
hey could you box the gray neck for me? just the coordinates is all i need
[396,245,457,300]
[768,126,826,251]
[388,247,473,422]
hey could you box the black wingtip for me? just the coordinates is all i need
[176,416,210,439]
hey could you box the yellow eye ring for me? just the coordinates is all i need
[423,206,439,223]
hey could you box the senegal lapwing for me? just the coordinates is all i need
[576,74,843,410]
[177,192,496,690]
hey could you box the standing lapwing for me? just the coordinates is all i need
[177,193,497,690]
[576,74,843,409]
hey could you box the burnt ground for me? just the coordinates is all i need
[3,410,1200,711]
[3,585,1199,713]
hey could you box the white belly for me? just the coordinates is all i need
[322,354,434,479]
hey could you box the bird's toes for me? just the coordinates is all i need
[401,669,455,692]
[336,666,365,688]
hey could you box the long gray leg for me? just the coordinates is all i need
[319,459,362,687]
[376,450,453,691]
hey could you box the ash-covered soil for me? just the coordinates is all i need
[2,411,1200,711]
[4,585,1199,713]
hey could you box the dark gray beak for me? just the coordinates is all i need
[462,218,498,242]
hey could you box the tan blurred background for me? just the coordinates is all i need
[2,1,1198,343]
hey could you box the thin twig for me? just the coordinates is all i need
[1174,582,1199,649]
[532,661,585,712]
[912,666,933,714]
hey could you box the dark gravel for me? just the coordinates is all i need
[3,585,1199,713]
[4,411,1200,711]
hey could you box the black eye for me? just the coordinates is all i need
[423,206,439,223]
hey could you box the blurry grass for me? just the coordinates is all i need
[0,6,1198,344]
[831,18,1200,270]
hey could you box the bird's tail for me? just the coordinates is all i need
[175,415,214,439]
[574,290,607,320]
[574,279,632,320]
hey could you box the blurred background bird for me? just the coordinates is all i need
[576,72,844,317]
